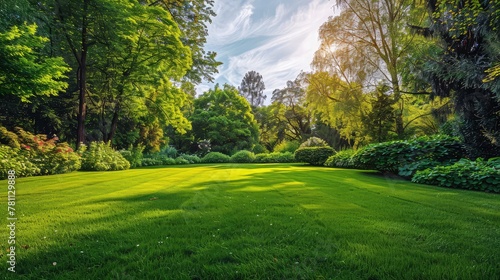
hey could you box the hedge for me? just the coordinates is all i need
[295,147,335,166]
[412,158,500,193]
[201,152,231,163]
[324,149,360,168]
[230,150,255,163]
[354,135,465,177]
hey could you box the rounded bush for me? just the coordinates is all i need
[252,143,269,154]
[324,149,358,168]
[230,150,255,163]
[81,142,130,171]
[299,137,328,148]
[140,158,163,166]
[354,135,465,176]
[273,140,300,153]
[179,154,201,164]
[295,147,335,166]
[201,152,231,163]
[175,157,190,164]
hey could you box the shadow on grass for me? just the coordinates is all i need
[4,165,500,279]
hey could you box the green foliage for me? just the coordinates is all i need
[0,127,81,176]
[178,154,201,164]
[230,150,256,163]
[299,137,329,148]
[239,70,266,107]
[160,146,178,159]
[119,144,144,168]
[190,84,259,155]
[175,157,190,165]
[355,135,465,176]
[140,158,164,167]
[324,149,360,168]
[254,152,296,163]
[81,142,130,171]
[420,0,500,158]
[0,126,20,148]
[412,158,500,193]
[273,140,300,153]
[0,23,69,102]
[295,147,335,166]
[0,145,38,179]
[7,165,500,279]
[201,152,231,163]
[252,143,268,154]
[271,74,312,142]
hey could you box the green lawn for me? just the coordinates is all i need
[1,164,499,279]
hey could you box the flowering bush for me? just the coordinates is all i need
[0,145,39,179]
[80,142,130,171]
[0,127,80,177]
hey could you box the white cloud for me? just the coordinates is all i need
[197,0,336,100]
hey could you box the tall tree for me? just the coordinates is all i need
[271,73,312,142]
[416,0,500,158]
[313,0,427,138]
[306,71,368,147]
[190,84,259,154]
[87,1,192,144]
[239,70,267,108]
[145,0,221,85]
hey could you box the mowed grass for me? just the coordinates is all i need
[1,164,499,279]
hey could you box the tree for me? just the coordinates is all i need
[86,1,192,144]
[239,70,267,108]
[313,0,427,138]
[306,71,368,148]
[271,73,312,142]
[145,0,221,85]
[361,85,396,143]
[0,23,69,102]
[416,0,500,158]
[190,84,259,154]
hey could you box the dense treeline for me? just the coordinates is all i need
[1,0,499,165]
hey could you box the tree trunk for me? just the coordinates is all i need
[107,102,120,144]
[76,0,89,150]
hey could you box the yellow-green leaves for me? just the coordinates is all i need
[0,23,69,102]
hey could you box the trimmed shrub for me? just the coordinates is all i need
[412,158,500,193]
[324,149,359,168]
[81,142,130,171]
[178,154,201,164]
[175,157,190,164]
[201,152,231,163]
[140,158,163,166]
[299,137,328,148]
[230,150,255,163]
[295,147,335,166]
[119,144,144,168]
[274,140,300,153]
[252,143,269,154]
[354,135,465,176]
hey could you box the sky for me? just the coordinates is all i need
[196,0,337,101]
